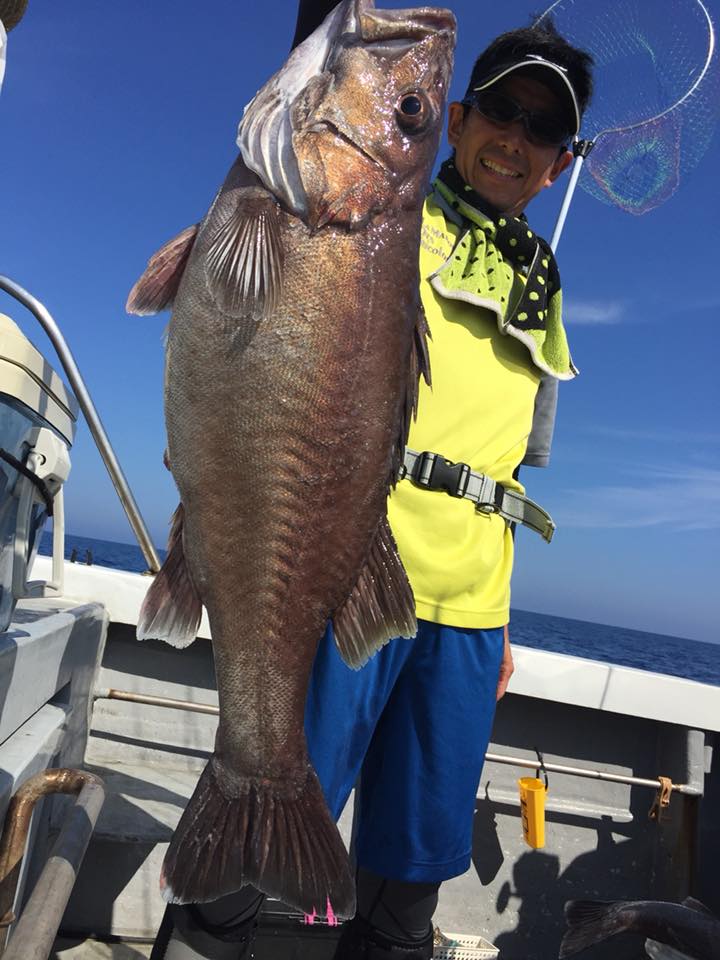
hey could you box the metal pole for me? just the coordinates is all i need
[95,687,219,715]
[0,276,161,573]
[93,689,700,797]
[550,152,586,253]
[484,752,700,797]
[1,778,105,960]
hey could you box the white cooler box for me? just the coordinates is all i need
[0,312,78,631]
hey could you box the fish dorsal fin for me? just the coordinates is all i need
[204,187,284,320]
[681,897,715,916]
[332,515,416,669]
[126,225,198,315]
[395,302,431,477]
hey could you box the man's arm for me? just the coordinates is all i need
[292,0,338,49]
[522,374,558,469]
[496,623,514,700]
[499,374,557,698]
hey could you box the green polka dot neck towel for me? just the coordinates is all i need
[430,160,577,380]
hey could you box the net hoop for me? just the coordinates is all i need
[535,0,716,142]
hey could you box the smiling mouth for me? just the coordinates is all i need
[481,158,522,179]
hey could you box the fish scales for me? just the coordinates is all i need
[171,196,418,773]
[129,0,455,921]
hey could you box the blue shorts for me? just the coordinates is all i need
[304,620,504,883]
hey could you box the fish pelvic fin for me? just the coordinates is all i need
[126,225,198,315]
[333,514,416,670]
[204,187,284,321]
[560,901,630,958]
[137,503,202,648]
[161,757,355,921]
[645,939,697,960]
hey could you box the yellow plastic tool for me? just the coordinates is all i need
[518,777,546,848]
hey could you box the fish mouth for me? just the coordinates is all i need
[334,0,455,62]
[356,1,456,46]
[303,118,390,174]
[238,0,455,220]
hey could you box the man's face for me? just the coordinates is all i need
[447,73,573,217]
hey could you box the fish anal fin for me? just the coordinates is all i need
[137,503,202,648]
[204,187,284,320]
[333,515,416,670]
[127,225,198,316]
[161,758,355,920]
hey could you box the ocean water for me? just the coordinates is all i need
[39,531,719,687]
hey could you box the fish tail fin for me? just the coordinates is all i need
[560,901,629,958]
[161,757,355,921]
[137,503,202,647]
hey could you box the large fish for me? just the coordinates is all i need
[560,898,720,960]
[128,0,455,921]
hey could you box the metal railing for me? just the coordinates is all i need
[0,275,161,573]
[0,769,105,958]
[94,688,701,797]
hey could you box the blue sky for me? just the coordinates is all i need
[1,1,718,643]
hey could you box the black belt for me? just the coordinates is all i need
[400,449,555,543]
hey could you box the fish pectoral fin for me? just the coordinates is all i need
[203,187,284,320]
[332,515,416,670]
[137,503,202,648]
[126,225,198,315]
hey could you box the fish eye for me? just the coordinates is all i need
[395,92,430,133]
[401,95,422,115]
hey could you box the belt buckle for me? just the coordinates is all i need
[418,452,470,498]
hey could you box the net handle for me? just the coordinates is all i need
[549,138,595,252]
[550,154,583,252]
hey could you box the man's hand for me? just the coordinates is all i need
[496,624,514,701]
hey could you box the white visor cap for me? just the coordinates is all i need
[473,54,581,139]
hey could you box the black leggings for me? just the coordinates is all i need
[188,867,439,943]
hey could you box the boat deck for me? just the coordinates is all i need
[5,562,719,959]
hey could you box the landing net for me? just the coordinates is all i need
[535,0,718,216]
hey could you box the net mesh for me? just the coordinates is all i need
[535,0,719,214]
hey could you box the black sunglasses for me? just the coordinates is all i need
[465,89,572,148]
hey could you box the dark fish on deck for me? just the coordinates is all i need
[127,0,455,921]
[560,898,720,960]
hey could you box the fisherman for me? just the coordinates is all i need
[152,5,593,959]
